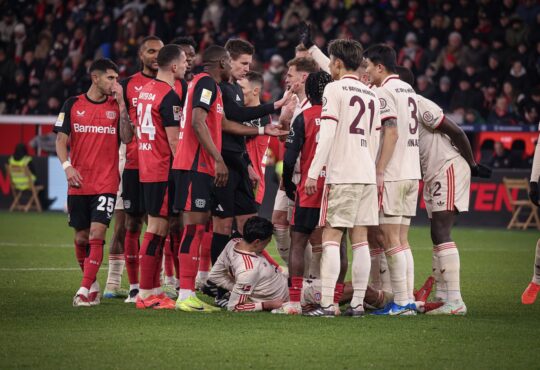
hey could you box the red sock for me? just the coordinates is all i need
[81,239,104,289]
[289,276,303,303]
[334,282,345,305]
[199,229,212,273]
[153,237,165,289]
[178,224,205,291]
[139,232,163,291]
[124,230,140,285]
[171,230,181,280]
[261,249,280,269]
[74,240,87,272]
[163,236,174,278]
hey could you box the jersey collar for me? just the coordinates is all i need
[84,93,107,104]
[300,98,309,108]
[342,74,359,80]
[140,70,155,79]
[381,74,400,86]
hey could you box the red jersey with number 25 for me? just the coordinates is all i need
[137,79,183,182]
[173,73,223,177]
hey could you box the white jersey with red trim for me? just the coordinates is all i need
[208,239,288,312]
[531,123,540,182]
[308,74,380,184]
[417,95,461,183]
[374,74,421,181]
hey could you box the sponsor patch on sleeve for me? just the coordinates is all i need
[173,106,181,121]
[55,113,65,127]
[200,88,212,105]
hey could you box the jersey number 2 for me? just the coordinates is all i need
[349,96,375,135]
[136,103,155,140]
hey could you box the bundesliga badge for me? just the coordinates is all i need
[173,106,181,121]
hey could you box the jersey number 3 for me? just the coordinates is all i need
[349,96,375,135]
[136,103,155,140]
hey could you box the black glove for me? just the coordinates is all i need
[284,183,296,202]
[530,181,539,207]
[299,22,314,49]
[471,163,492,178]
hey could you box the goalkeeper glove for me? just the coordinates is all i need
[299,22,314,49]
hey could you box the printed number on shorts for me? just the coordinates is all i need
[408,97,418,135]
[136,103,155,140]
[97,196,115,213]
[432,181,442,197]
[349,96,375,135]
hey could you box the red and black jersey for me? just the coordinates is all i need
[120,71,154,170]
[53,94,120,195]
[136,79,184,183]
[283,104,325,208]
[245,115,271,204]
[173,72,223,177]
[174,79,188,101]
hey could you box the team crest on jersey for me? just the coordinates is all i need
[322,97,327,107]
[379,98,387,109]
[423,111,434,123]
[55,113,65,126]
[173,106,181,120]
[123,200,131,209]
[195,198,206,209]
[76,110,85,116]
[106,111,117,119]
[217,103,223,114]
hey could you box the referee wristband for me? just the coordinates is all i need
[62,161,72,170]
[258,126,265,135]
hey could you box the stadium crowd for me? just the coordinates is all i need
[0,0,540,126]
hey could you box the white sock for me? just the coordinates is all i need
[432,250,447,301]
[350,242,371,309]
[403,245,414,302]
[153,287,163,296]
[309,244,322,279]
[436,242,462,302]
[369,247,384,290]
[273,225,290,264]
[165,276,176,286]
[139,288,153,299]
[320,241,341,307]
[533,239,540,284]
[105,254,125,290]
[380,252,392,292]
[385,245,409,306]
[77,287,89,297]
[303,242,312,278]
[129,283,139,291]
[177,289,195,301]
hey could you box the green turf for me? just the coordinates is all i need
[1,211,539,369]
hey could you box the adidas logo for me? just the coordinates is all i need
[235,94,241,101]
[437,201,445,206]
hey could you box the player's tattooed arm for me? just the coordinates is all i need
[112,82,134,144]
[376,118,399,190]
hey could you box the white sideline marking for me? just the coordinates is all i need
[0,242,72,248]
[0,267,79,271]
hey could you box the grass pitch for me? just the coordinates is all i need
[1,211,539,369]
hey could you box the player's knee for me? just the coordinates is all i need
[75,235,89,246]
[272,210,288,226]
[125,215,142,233]
[430,219,452,245]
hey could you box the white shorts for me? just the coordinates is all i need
[424,157,470,218]
[273,189,294,222]
[320,184,378,228]
[379,179,419,225]
[115,143,127,211]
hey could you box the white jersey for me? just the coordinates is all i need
[532,123,540,182]
[308,74,380,184]
[417,96,461,183]
[375,74,421,181]
[208,239,288,312]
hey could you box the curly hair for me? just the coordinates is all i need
[305,71,332,105]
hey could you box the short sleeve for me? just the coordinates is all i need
[377,86,397,121]
[192,76,217,112]
[159,90,183,128]
[321,83,339,123]
[53,97,77,135]
[417,96,444,129]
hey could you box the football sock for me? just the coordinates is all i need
[197,228,213,282]
[436,242,462,302]
[124,230,140,285]
[81,239,104,289]
[163,236,174,282]
[533,239,540,284]
[129,283,139,291]
[179,224,205,291]
[334,282,344,305]
[139,232,163,298]
[385,245,409,306]
[309,244,322,279]
[320,241,341,307]
[432,250,447,302]
[369,247,384,290]
[178,289,195,301]
[74,240,88,272]
[171,230,181,283]
[105,253,124,290]
[153,237,165,289]
[273,225,290,264]
[76,287,89,297]
[303,242,312,278]
[289,276,303,303]
[210,232,230,265]
[380,252,392,292]
[403,243,415,301]
[350,242,370,309]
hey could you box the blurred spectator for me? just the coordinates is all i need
[434,53,461,93]
[435,32,463,70]
[282,0,310,29]
[397,32,426,72]
[263,54,285,101]
[4,69,28,114]
[21,88,42,115]
[460,35,487,68]
[450,77,484,112]
[489,141,511,169]
[0,46,16,85]
[518,87,540,125]
[481,54,505,90]
[433,76,452,111]
[506,16,529,48]
[416,75,436,100]
[39,66,62,110]
[463,109,486,125]
[487,96,520,125]
[507,59,530,94]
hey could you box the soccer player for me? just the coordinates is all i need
[172,45,288,312]
[521,124,540,304]
[172,36,197,82]
[363,44,420,315]
[119,36,164,302]
[134,44,187,310]
[306,39,381,317]
[54,58,133,307]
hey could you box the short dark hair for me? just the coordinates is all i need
[157,44,182,67]
[225,39,254,60]
[363,44,397,73]
[140,35,162,51]
[245,71,264,87]
[89,58,119,74]
[287,57,319,73]
[171,36,197,49]
[305,71,332,105]
[327,39,364,71]
[243,216,273,243]
[396,66,415,86]
[202,45,228,64]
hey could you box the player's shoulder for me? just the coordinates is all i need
[232,247,259,272]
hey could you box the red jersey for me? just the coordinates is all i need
[120,71,154,170]
[284,105,325,208]
[53,94,120,195]
[245,115,271,204]
[136,79,184,182]
[173,73,223,177]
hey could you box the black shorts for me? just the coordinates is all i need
[212,153,257,218]
[291,199,320,235]
[121,169,145,216]
[68,193,116,230]
[142,180,176,217]
[173,170,213,212]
